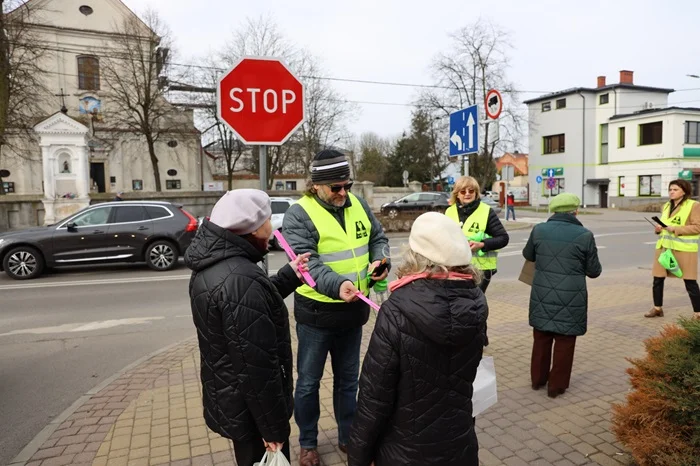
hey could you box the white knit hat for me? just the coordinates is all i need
[409,212,472,267]
[209,189,271,235]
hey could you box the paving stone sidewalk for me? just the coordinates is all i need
[11,267,694,466]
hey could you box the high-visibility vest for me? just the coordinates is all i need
[445,202,498,270]
[656,199,699,252]
[296,193,371,303]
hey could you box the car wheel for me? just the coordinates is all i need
[3,246,45,280]
[146,240,178,271]
[387,208,399,219]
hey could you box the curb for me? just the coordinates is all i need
[9,337,195,466]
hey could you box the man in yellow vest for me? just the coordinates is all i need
[283,149,390,466]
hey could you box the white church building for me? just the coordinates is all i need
[1,0,206,224]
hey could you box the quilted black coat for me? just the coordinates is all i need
[347,278,488,466]
[184,219,300,442]
[522,213,602,336]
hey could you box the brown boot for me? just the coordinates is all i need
[644,306,664,318]
[299,448,320,466]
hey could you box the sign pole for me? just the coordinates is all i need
[260,145,268,274]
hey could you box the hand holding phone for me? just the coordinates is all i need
[368,259,389,288]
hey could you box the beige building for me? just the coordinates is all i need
[1,0,207,223]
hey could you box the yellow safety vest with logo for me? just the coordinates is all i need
[445,202,498,271]
[656,199,699,252]
[296,193,371,303]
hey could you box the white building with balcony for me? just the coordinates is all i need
[525,71,700,207]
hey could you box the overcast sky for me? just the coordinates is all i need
[125,0,700,146]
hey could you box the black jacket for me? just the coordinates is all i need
[348,278,488,466]
[282,194,390,328]
[184,219,300,442]
[457,199,510,254]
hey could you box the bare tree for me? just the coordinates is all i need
[195,55,249,190]
[294,50,357,176]
[0,0,51,194]
[100,9,177,192]
[218,15,357,189]
[418,18,525,190]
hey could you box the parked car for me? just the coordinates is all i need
[380,192,450,218]
[484,190,499,201]
[481,196,503,215]
[0,201,199,280]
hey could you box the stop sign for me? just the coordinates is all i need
[217,57,305,145]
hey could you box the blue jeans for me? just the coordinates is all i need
[507,206,516,220]
[294,323,363,449]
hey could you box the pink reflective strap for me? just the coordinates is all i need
[273,230,317,288]
[355,292,381,311]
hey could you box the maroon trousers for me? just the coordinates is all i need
[531,329,577,391]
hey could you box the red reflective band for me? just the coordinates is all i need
[181,208,198,232]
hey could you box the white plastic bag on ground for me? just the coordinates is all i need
[472,356,498,417]
[254,450,291,466]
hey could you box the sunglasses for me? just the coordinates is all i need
[329,182,353,193]
[459,189,476,195]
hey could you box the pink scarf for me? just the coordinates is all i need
[389,272,474,292]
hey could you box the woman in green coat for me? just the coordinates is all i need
[522,193,602,398]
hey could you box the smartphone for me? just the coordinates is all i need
[368,259,388,288]
[651,216,668,228]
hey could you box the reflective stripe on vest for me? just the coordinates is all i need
[445,202,499,270]
[295,193,372,303]
[656,199,699,252]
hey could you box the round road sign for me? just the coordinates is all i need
[546,177,557,189]
[485,89,503,120]
[536,175,543,184]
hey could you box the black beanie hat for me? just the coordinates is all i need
[310,149,350,184]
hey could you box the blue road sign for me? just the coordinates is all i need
[547,168,555,178]
[536,175,543,184]
[447,176,455,184]
[449,105,479,157]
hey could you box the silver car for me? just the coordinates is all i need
[481,196,502,215]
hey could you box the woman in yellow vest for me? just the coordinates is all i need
[445,176,510,292]
[646,179,700,320]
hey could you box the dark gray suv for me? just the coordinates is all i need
[0,201,198,280]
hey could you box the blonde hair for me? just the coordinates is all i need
[395,246,482,284]
[450,176,481,205]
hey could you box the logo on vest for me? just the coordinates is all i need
[468,222,480,234]
[355,220,368,239]
[671,215,682,225]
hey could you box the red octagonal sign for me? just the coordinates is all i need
[217,57,305,145]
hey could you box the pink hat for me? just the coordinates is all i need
[209,189,271,235]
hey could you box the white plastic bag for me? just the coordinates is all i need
[254,450,291,466]
[472,356,498,417]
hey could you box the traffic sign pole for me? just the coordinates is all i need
[260,145,268,273]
